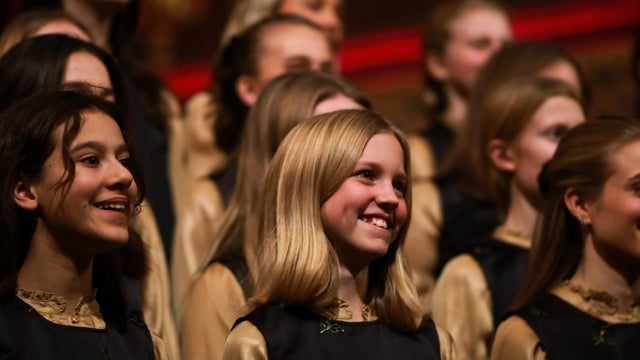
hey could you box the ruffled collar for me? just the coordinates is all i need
[16,288,106,329]
[553,280,640,324]
[322,298,378,321]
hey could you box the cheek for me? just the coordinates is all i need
[395,200,409,229]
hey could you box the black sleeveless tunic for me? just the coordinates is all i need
[472,237,529,326]
[514,292,640,360]
[0,294,154,359]
[234,305,442,359]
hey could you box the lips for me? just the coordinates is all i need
[360,214,393,229]
[93,199,129,214]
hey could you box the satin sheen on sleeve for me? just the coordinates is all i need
[223,321,269,360]
[490,316,546,360]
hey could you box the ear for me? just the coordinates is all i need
[564,187,591,225]
[424,51,449,81]
[235,74,260,106]
[487,139,516,172]
[13,179,38,211]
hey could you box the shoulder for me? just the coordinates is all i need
[190,262,245,302]
[407,133,436,181]
[436,253,487,291]
[185,91,215,117]
[491,315,545,360]
[223,320,268,360]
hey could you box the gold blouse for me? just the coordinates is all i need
[222,302,457,360]
[180,262,247,360]
[490,282,640,360]
[431,229,530,360]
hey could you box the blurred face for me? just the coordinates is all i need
[251,23,333,99]
[438,7,511,96]
[321,132,408,269]
[32,20,92,41]
[278,0,343,49]
[584,140,640,269]
[312,93,363,115]
[509,96,585,207]
[63,51,114,99]
[538,60,582,97]
[28,111,137,253]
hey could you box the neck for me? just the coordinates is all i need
[17,226,94,315]
[337,265,368,321]
[501,184,538,241]
[63,0,115,49]
[571,236,640,312]
[440,85,467,134]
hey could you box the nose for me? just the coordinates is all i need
[106,160,134,190]
[376,181,400,211]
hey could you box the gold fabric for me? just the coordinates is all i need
[407,134,437,181]
[431,232,531,360]
[16,288,105,329]
[16,288,168,360]
[180,262,247,360]
[171,178,225,324]
[134,202,180,360]
[431,254,492,360]
[490,282,640,360]
[404,180,442,312]
[223,313,457,360]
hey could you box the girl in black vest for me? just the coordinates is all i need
[491,116,640,359]
[0,87,155,359]
[223,109,455,359]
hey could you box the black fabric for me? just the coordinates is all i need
[235,305,442,359]
[121,70,175,261]
[0,294,154,360]
[514,292,640,360]
[472,238,529,326]
[435,180,500,275]
[420,122,455,167]
[216,246,252,299]
[207,158,238,208]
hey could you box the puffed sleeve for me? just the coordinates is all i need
[134,201,180,360]
[223,321,268,360]
[435,324,458,360]
[490,316,546,360]
[180,263,247,360]
[171,178,224,322]
[431,254,492,360]
[404,180,442,312]
[407,134,437,181]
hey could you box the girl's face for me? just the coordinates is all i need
[436,7,511,96]
[321,132,408,268]
[508,96,584,206]
[538,60,582,97]
[583,140,640,268]
[245,23,333,105]
[63,51,114,99]
[278,0,343,48]
[27,111,137,253]
[312,93,363,116]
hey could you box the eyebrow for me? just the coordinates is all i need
[70,140,129,155]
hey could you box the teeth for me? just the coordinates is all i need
[365,217,388,229]
[97,203,126,211]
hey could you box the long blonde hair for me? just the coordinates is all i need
[251,109,424,332]
[209,72,370,277]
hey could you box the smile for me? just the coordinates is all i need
[94,201,128,214]
[361,216,389,229]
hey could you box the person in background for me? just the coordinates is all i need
[223,109,455,359]
[0,87,159,359]
[21,0,183,259]
[404,40,590,312]
[179,71,369,360]
[0,8,91,56]
[171,15,334,317]
[0,34,178,360]
[491,116,640,359]
[430,77,585,360]
[409,0,512,180]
